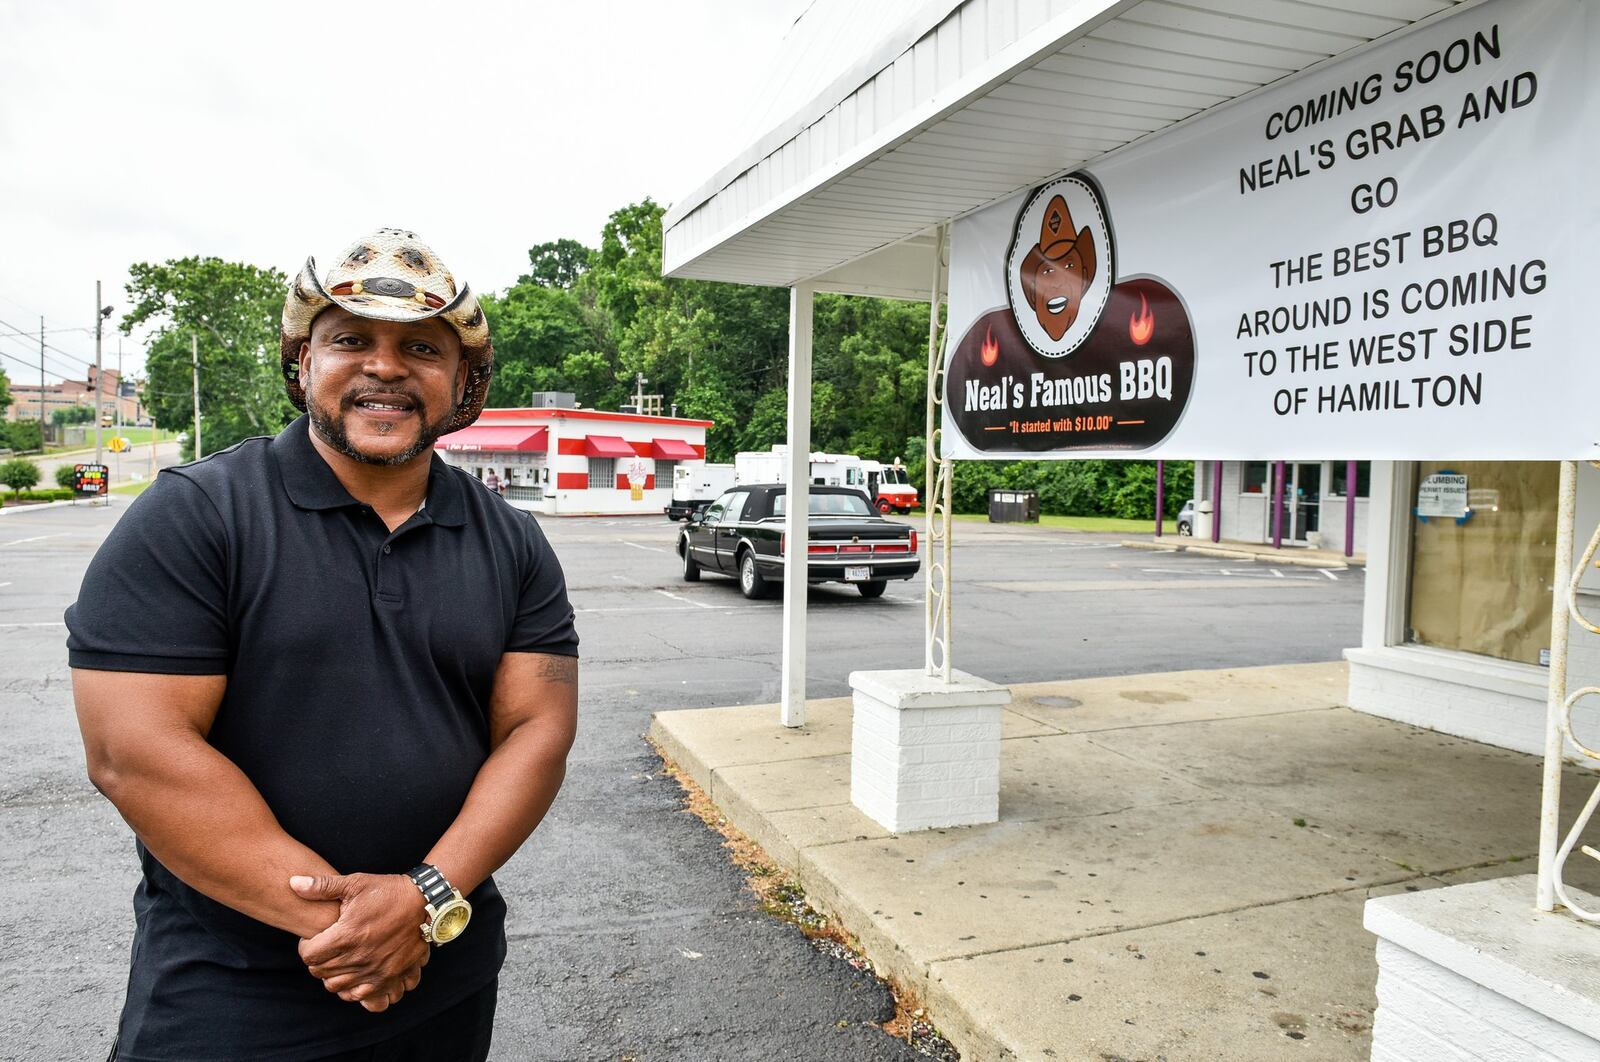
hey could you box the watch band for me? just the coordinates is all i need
[407,863,457,909]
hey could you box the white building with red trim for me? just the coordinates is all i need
[436,405,710,516]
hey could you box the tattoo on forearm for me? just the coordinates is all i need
[534,655,578,685]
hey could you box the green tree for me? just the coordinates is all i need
[479,283,597,407]
[51,405,95,426]
[55,464,77,489]
[520,238,592,289]
[122,257,293,460]
[0,457,40,496]
[0,368,10,413]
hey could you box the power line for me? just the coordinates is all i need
[0,337,96,380]
[0,315,101,368]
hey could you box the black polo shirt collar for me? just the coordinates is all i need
[270,415,466,527]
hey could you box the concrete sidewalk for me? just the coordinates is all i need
[650,662,1600,1061]
[1120,536,1363,568]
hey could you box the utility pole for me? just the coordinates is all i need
[633,372,646,415]
[38,317,45,427]
[94,281,105,467]
[116,339,123,431]
[191,333,202,460]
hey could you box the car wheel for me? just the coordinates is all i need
[1177,521,1193,537]
[877,497,893,514]
[681,538,701,581]
[739,550,769,599]
[857,580,887,599]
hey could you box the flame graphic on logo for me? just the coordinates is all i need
[980,326,1000,366]
[1130,294,1154,346]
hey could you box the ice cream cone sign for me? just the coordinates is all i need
[627,457,649,501]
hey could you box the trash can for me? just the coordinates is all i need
[988,489,1040,523]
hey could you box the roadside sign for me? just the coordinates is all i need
[73,463,109,496]
[108,436,131,453]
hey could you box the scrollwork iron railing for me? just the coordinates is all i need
[924,226,952,681]
[1543,461,1600,918]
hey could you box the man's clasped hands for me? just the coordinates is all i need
[288,873,432,1013]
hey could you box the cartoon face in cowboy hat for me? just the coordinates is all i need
[1019,195,1098,341]
[280,228,494,446]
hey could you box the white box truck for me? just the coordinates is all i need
[665,463,736,521]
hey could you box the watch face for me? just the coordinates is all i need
[432,900,471,943]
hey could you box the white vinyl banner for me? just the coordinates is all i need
[942,0,1599,460]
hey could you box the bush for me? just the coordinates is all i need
[936,457,1194,519]
[0,457,40,496]
[54,464,77,489]
[0,488,77,507]
[0,420,43,453]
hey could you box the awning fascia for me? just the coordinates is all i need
[651,438,700,460]
[584,435,637,459]
[438,425,548,453]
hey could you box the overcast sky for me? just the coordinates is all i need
[0,0,808,385]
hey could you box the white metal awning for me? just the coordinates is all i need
[663,0,1469,296]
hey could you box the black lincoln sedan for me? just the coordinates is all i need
[676,484,920,599]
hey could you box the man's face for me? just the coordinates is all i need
[299,308,469,466]
[1028,247,1090,341]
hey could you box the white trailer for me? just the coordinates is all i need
[735,446,867,491]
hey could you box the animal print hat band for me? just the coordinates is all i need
[280,228,494,433]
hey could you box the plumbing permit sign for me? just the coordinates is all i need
[1417,473,1469,518]
[943,0,1599,460]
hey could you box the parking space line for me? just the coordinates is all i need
[1321,569,1340,581]
[623,541,668,554]
[656,589,713,609]
[1,534,64,547]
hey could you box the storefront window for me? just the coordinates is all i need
[588,458,616,490]
[1406,461,1556,666]
[1330,461,1371,498]
[1242,461,1273,494]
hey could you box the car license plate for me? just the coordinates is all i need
[845,565,870,582]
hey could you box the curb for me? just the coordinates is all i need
[648,710,1002,1062]
[0,497,116,516]
[1118,538,1359,570]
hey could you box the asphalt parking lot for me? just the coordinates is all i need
[1,501,1361,1060]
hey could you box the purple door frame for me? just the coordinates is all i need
[1212,460,1223,543]
[1272,460,1286,549]
[1345,459,1358,558]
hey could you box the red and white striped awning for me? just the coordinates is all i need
[437,425,548,453]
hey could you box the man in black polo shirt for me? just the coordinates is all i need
[67,229,578,1061]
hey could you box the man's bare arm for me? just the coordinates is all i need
[296,651,577,992]
[72,669,341,939]
[429,651,579,893]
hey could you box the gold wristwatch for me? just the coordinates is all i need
[407,863,472,945]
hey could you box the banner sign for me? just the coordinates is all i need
[943,0,1598,460]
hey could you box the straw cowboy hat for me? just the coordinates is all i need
[281,228,494,433]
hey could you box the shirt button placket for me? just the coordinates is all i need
[375,540,400,605]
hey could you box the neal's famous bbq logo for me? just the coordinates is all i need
[947,173,1196,453]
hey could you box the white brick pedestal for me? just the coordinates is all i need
[1364,876,1600,1061]
[848,669,1010,833]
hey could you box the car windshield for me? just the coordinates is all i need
[883,469,905,484]
[771,492,873,517]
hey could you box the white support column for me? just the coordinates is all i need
[1538,460,1577,911]
[780,283,814,728]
